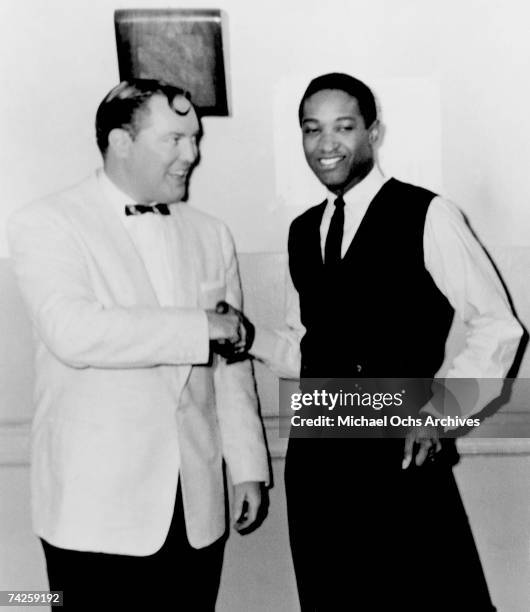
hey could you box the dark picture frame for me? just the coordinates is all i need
[114,8,229,116]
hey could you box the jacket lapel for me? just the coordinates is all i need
[78,174,160,307]
[164,207,200,308]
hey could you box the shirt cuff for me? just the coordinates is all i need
[250,327,281,363]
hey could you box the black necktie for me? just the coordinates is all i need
[324,196,345,266]
[125,203,170,216]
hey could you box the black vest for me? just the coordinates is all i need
[289,178,454,380]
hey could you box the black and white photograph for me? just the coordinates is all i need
[0,1,529,610]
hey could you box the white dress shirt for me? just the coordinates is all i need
[99,169,178,307]
[251,166,523,421]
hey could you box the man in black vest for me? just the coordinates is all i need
[233,73,521,610]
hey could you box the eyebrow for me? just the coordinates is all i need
[165,128,200,137]
[302,116,356,124]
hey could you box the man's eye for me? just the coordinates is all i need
[338,125,353,132]
[303,127,319,135]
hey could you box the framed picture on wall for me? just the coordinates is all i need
[114,8,230,116]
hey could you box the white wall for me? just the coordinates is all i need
[1,0,530,255]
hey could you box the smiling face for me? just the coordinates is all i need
[301,89,377,194]
[113,94,200,204]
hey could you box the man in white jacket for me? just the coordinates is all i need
[8,79,269,610]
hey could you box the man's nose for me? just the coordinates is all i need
[180,138,198,163]
[318,131,338,153]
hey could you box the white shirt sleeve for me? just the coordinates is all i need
[250,265,303,379]
[421,197,523,421]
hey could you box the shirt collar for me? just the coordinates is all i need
[325,165,387,208]
[97,168,138,223]
[97,169,175,222]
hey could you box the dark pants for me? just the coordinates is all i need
[286,438,496,612]
[41,483,226,610]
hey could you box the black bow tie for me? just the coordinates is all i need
[125,203,171,216]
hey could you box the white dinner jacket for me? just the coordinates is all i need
[8,172,269,554]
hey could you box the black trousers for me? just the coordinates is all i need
[41,483,226,610]
[285,438,496,612]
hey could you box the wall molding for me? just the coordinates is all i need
[2,417,530,467]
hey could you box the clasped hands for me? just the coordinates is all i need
[206,301,255,363]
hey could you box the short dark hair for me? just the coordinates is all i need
[95,79,193,155]
[298,72,377,128]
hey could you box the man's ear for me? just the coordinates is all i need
[368,120,380,145]
[108,128,133,159]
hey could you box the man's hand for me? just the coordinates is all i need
[206,308,240,343]
[232,481,263,534]
[211,301,255,362]
[402,419,442,470]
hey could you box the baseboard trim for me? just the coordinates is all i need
[2,418,530,466]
